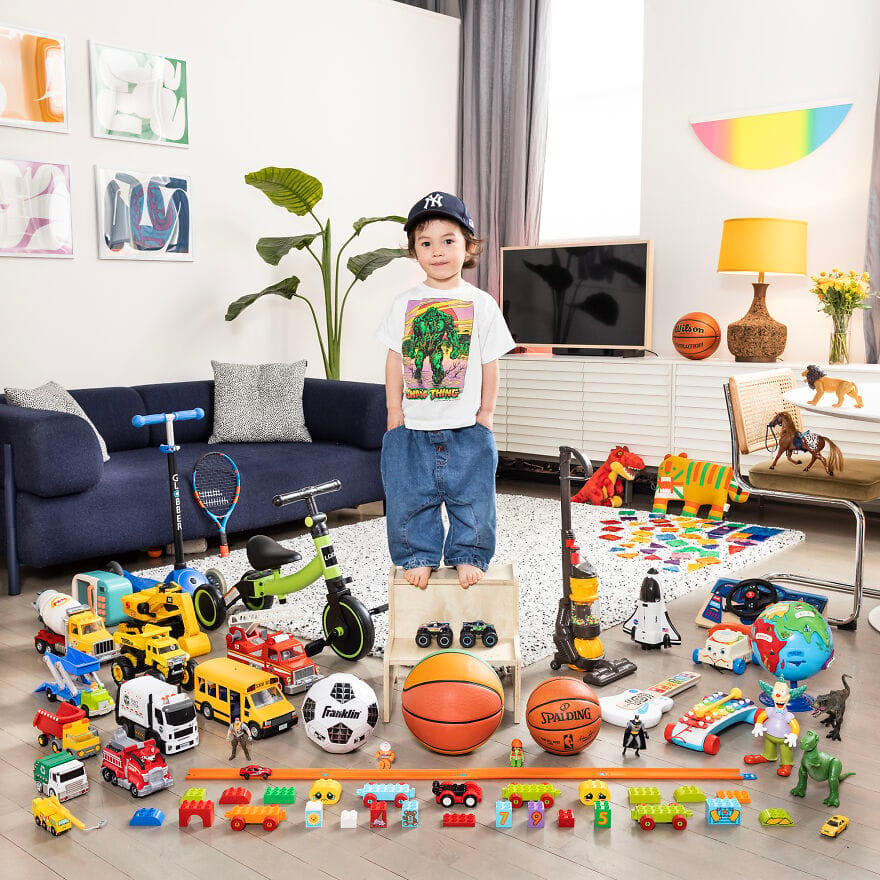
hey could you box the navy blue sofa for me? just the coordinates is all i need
[0,378,387,595]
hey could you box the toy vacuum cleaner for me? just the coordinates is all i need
[551,446,637,686]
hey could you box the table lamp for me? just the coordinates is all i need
[717,217,807,362]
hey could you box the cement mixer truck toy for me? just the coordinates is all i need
[33,590,119,662]
[33,702,101,759]
[100,728,173,797]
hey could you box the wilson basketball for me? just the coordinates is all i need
[672,312,721,360]
[401,650,504,755]
[525,677,602,755]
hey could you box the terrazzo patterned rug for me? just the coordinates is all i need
[137,494,804,666]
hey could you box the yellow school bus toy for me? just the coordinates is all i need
[193,658,297,739]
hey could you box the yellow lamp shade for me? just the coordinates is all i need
[717,218,807,276]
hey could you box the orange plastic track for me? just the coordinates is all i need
[187,766,751,781]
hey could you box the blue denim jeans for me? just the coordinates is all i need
[381,424,498,571]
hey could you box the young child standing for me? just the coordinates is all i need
[376,191,514,589]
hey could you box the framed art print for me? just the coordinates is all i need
[95,167,192,261]
[90,41,188,146]
[0,159,73,257]
[0,25,68,132]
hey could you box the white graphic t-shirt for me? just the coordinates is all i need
[376,282,515,430]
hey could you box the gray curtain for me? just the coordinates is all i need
[865,75,880,363]
[459,0,553,298]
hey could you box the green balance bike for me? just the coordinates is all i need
[191,480,385,661]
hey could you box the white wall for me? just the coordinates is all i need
[0,0,459,388]
[642,0,880,362]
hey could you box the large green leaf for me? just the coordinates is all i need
[225,276,301,320]
[244,167,323,215]
[352,215,406,235]
[256,233,321,266]
[347,247,409,281]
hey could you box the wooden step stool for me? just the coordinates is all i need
[382,562,522,723]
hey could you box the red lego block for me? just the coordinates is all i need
[557,809,575,828]
[370,802,388,829]
[179,799,215,829]
[442,813,476,827]
[219,787,252,805]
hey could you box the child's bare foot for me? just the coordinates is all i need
[457,564,484,588]
[405,566,432,589]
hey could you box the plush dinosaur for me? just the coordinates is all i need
[571,446,645,507]
[810,674,851,741]
[790,729,854,807]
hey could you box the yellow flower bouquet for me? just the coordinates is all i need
[809,268,874,363]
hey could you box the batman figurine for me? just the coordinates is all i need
[622,715,649,757]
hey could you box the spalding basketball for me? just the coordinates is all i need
[402,650,504,755]
[672,312,721,360]
[525,677,601,755]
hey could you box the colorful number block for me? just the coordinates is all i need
[594,801,611,829]
[495,799,513,829]
[527,801,545,828]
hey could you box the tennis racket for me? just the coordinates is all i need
[192,452,241,557]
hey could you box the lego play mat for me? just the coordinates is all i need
[137,495,804,666]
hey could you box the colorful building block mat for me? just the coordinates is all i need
[135,496,803,666]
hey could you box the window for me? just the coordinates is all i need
[540,0,644,242]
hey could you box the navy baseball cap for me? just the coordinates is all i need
[404,191,475,234]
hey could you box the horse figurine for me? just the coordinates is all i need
[767,411,844,476]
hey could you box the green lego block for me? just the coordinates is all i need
[673,785,707,803]
[759,808,794,827]
[181,787,207,802]
[628,786,661,804]
[594,801,611,829]
[264,786,297,805]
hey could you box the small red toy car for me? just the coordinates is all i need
[240,764,273,780]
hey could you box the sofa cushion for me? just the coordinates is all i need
[209,360,311,444]
[303,378,387,450]
[71,387,149,452]
[5,381,110,461]
[135,380,214,446]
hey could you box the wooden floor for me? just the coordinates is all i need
[2,482,879,880]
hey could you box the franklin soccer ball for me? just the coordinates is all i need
[301,673,379,754]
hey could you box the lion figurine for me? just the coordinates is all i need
[802,364,863,408]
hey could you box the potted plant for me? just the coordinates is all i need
[226,167,408,379]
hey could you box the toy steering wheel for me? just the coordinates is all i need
[724,578,779,621]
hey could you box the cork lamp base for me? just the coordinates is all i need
[726,282,787,362]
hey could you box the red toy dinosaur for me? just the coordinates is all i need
[571,446,645,507]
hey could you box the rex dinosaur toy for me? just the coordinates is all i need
[572,446,645,508]
[790,729,854,808]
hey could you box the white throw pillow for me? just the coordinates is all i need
[4,380,110,461]
[209,360,312,444]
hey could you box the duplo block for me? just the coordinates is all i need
[594,801,611,829]
[401,799,419,829]
[495,799,513,829]
[527,801,545,828]
[628,786,661,804]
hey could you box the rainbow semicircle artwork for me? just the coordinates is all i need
[690,103,852,169]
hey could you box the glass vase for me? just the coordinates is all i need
[828,313,852,364]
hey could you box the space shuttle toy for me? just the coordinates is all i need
[623,568,681,650]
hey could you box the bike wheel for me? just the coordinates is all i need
[192,580,227,630]
[322,596,375,661]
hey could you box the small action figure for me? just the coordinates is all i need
[744,679,803,777]
[509,738,524,768]
[622,716,649,757]
[810,674,851,741]
[227,716,252,762]
[790,729,855,808]
[375,741,395,770]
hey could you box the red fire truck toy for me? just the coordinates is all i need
[99,728,173,797]
[226,622,321,695]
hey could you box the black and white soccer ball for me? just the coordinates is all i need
[301,673,379,754]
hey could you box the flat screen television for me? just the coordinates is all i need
[500,239,653,354]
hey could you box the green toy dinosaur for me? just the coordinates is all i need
[790,729,855,808]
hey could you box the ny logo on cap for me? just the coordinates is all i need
[423,193,444,209]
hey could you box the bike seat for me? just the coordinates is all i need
[246,535,302,571]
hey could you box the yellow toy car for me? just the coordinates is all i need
[820,814,849,838]
[309,778,342,803]
[578,780,611,805]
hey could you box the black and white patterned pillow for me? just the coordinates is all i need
[209,360,312,444]
[4,380,110,461]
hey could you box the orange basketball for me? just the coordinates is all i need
[401,650,504,755]
[672,312,721,359]
[525,677,601,755]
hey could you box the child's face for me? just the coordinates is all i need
[413,219,468,289]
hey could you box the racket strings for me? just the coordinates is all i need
[194,458,239,514]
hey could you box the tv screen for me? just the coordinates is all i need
[500,240,653,351]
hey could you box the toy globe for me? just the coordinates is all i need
[750,600,833,711]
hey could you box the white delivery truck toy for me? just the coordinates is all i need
[115,677,199,755]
